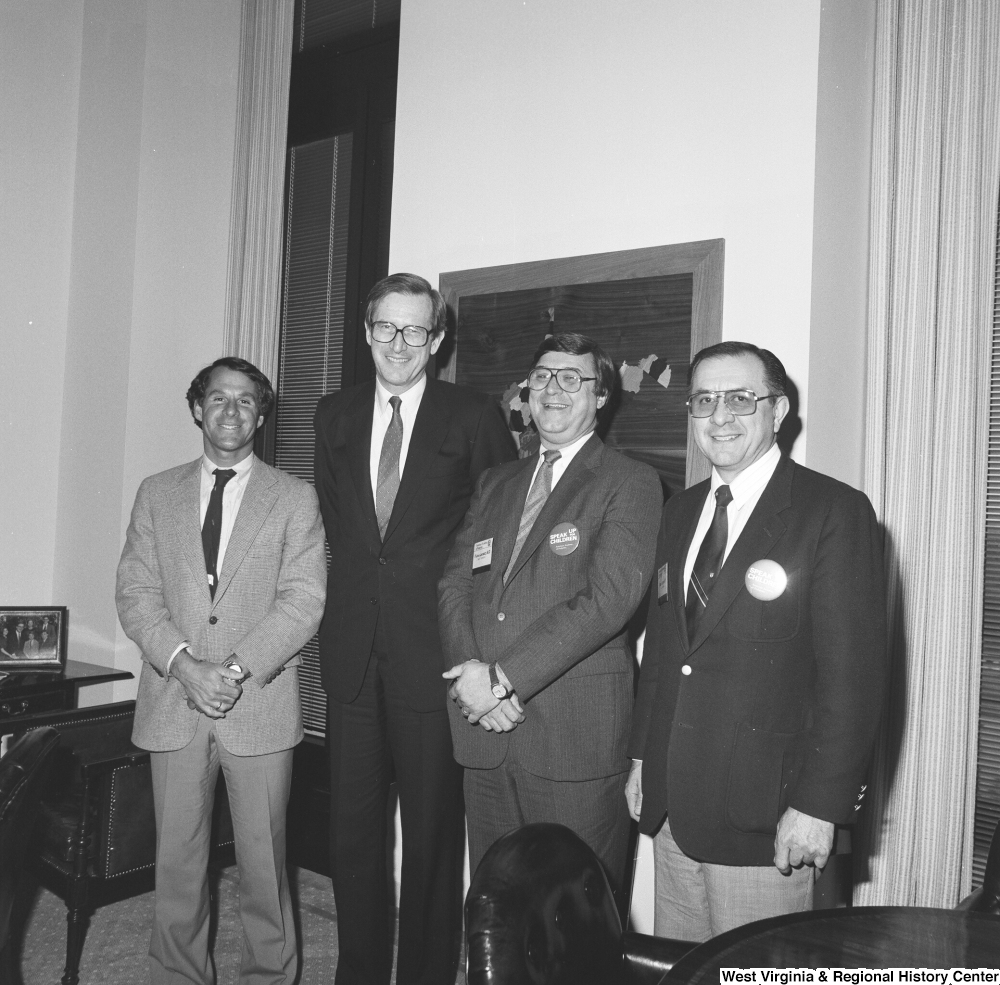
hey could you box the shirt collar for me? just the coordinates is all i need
[202,453,255,479]
[710,441,781,507]
[540,427,594,464]
[375,372,427,416]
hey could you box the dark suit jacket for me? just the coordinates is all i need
[314,376,515,712]
[440,435,662,781]
[629,455,887,866]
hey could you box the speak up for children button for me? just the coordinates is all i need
[745,559,787,601]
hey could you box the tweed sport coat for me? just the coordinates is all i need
[439,434,663,781]
[116,456,327,756]
[629,455,888,866]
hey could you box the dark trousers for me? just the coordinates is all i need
[327,649,463,985]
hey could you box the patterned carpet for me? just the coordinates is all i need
[12,865,465,985]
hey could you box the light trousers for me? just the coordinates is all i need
[652,818,814,941]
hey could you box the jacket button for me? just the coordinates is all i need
[379,557,387,565]
[497,612,505,621]
[209,616,218,625]
[681,664,692,675]
[370,598,377,605]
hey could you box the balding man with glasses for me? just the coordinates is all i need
[314,273,515,985]
[627,340,887,940]
[441,332,662,898]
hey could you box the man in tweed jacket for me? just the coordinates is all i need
[117,357,326,985]
[441,333,662,895]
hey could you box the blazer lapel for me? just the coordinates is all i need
[345,382,380,542]
[688,456,794,652]
[493,456,538,586]
[382,377,448,544]
[501,434,602,591]
[214,459,279,606]
[669,480,710,652]
[167,460,209,594]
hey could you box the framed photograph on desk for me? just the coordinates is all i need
[0,607,68,672]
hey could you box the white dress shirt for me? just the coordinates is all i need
[683,442,782,592]
[369,373,428,496]
[530,427,595,489]
[166,453,254,675]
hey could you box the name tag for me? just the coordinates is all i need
[473,538,494,570]
[657,563,668,603]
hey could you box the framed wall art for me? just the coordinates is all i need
[438,240,724,495]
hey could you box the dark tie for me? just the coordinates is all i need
[202,468,236,599]
[504,449,562,583]
[685,484,733,641]
[375,395,403,540]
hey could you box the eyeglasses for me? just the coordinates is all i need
[686,389,778,418]
[527,367,598,393]
[370,321,432,347]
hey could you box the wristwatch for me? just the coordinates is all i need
[489,662,512,700]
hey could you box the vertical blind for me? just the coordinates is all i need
[976,194,1000,885]
[298,0,401,51]
[275,133,353,735]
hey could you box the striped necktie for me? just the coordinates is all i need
[504,449,561,583]
[685,484,733,641]
[375,395,403,540]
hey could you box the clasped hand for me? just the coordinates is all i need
[174,650,244,719]
[442,659,525,732]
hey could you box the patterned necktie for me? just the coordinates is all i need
[685,484,733,641]
[202,468,236,600]
[504,449,562,583]
[375,395,403,540]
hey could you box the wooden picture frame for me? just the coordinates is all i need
[0,607,68,672]
[438,240,724,491]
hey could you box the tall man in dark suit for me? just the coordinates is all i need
[627,341,887,940]
[313,273,515,985]
[441,333,662,893]
[117,357,327,983]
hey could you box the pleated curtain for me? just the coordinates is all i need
[221,0,295,380]
[855,0,1000,905]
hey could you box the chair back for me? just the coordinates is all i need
[0,727,61,952]
[466,823,625,985]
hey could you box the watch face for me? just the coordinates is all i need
[492,683,507,699]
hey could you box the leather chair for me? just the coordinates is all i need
[959,820,1000,912]
[0,726,61,984]
[16,700,234,985]
[465,822,694,985]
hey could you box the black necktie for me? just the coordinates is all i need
[685,485,733,641]
[203,468,236,599]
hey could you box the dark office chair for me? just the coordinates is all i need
[958,820,1000,913]
[465,823,694,985]
[0,726,61,983]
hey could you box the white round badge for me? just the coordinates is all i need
[549,522,581,556]
[745,559,787,601]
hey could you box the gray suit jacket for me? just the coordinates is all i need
[116,456,327,756]
[439,435,662,781]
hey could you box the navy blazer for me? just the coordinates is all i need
[629,455,888,866]
[314,376,515,712]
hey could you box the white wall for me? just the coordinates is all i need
[1,0,241,704]
[391,0,822,461]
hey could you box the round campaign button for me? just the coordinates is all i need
[745,560,787,601]
[549,522,580,556]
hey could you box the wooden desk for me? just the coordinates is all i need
[0,660,133,731]
[663,907,1000,982]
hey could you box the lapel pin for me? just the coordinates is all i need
[549,522,580,556]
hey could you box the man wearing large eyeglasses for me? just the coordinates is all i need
[313,274,515,985]
[627,341,887,940]
[440,332,662,903]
